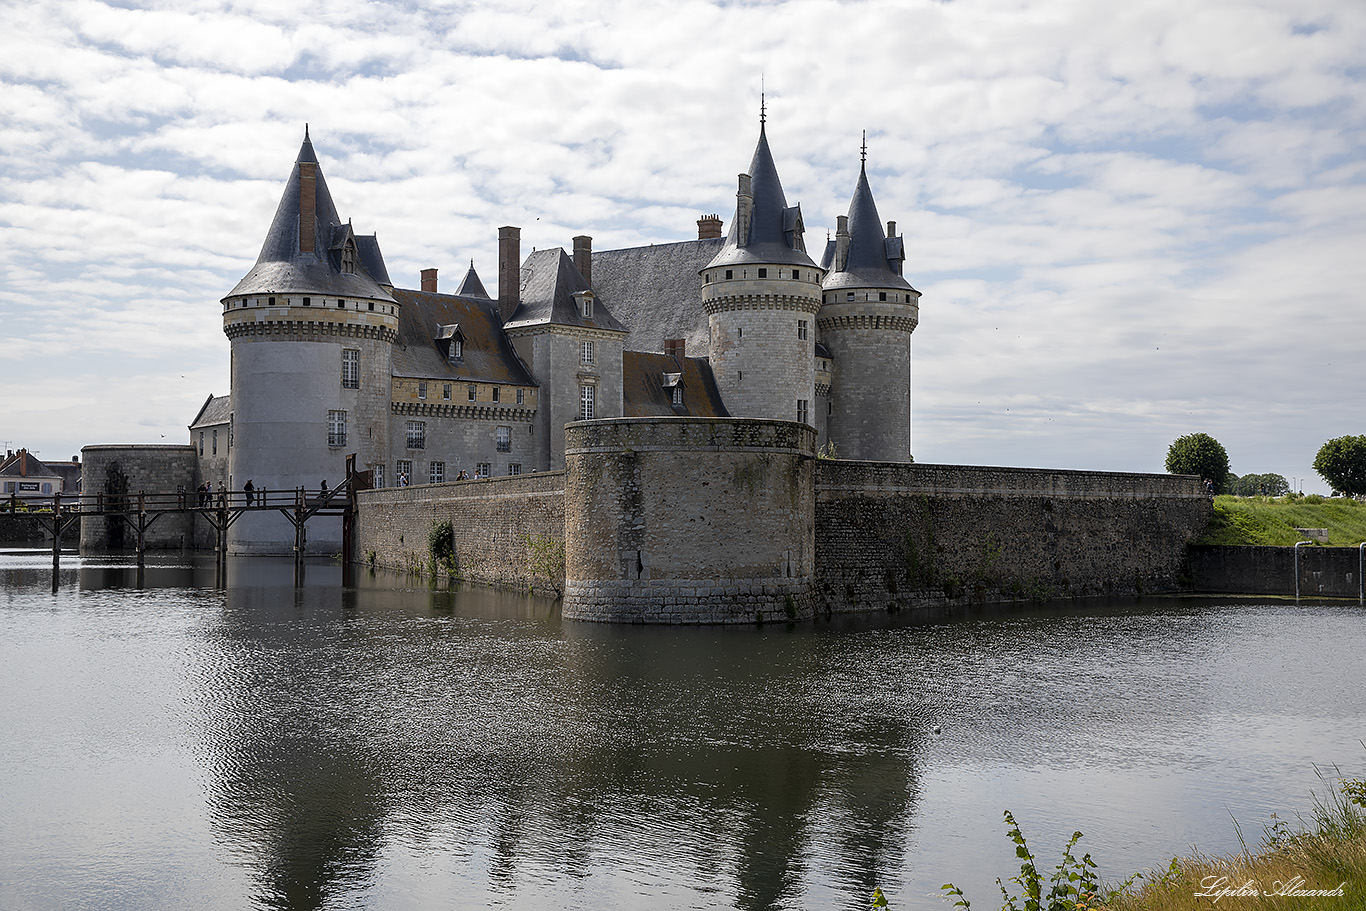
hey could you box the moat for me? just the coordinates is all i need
[2,549,1363,911]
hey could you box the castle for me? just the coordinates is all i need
[193,117,920,554]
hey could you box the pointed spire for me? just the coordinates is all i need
[860,130,867,167]
[821,148,916,292]
[705,116,816,270]
[455,261,490,299]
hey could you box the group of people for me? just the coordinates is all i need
[192,479,334,507]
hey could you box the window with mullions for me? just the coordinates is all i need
[580,385,595,421]
[429,461,445,484]
[342,349,359,388]
[582,340,595,365]
[406,420,425,449]
[496,426,511,453]
[328,410,347,447]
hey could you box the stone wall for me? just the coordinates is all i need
[1187,545,1365,599]
[562,417,815,623]
[353,471,566,592]
[79,445,200,550]
[0,514,48,544]
[814,460,1211,612]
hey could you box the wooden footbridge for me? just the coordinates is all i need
[3,461,367,589]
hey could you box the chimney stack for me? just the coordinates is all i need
[835,215,851,272]
[697,214,723,240]
[420,268,438,293]
[572,235,592,286]
[298,162,317,253]
[734,174,753,245]
[886,220,896,238]
[498,226,521,318]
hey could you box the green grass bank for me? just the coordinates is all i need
[1197,495,1366,546]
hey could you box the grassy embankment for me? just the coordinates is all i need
[1196,494,1366,546]
[935,775,1366,911]
[1108,777,1366,911]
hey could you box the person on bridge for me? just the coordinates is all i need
[244,479,255,505]
[320,480,329,499]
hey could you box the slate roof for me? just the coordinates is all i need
[503,248,627,333]
[190,394,232,429]
[706,123,817,271]
[454,262,490,298]
[0,450,60,480]
[622,352,729,418]
[590,238,722,355]
[820,163,917,294]
[391,288,536,386]
[225,129,396,305]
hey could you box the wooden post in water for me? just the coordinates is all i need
[50,492,62,592]
[136,492,147,569]
[342,454,356,588]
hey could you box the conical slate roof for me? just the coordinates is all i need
[225,129,395,304]
[821,161,916,293]
[706,123,817,270]
[454,261,490,299]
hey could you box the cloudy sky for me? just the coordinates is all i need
[2,0,1362,491]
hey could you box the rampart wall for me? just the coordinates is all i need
[814,460,1211,611]
[354,471,566,593]
[1187,544,1364,599]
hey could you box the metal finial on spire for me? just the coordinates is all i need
[861,130,867,164]
[760,75,766,125]
[305,122,310,142]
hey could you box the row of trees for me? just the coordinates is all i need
[1164,432,1366,497]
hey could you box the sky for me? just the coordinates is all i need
[2,0,1362,492]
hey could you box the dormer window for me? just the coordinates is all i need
[574,290,595,319]
[436,324,465,363]
[341,238,357,274]
[453,338,463,361]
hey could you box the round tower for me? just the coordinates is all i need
[702,120,823,425]
[221,129,399,554]
[817,152,920,462]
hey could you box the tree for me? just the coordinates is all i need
[1165,433,1231,493]
[1229,472,1289,497]
[1313,435,1366,497]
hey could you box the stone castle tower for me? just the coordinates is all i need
[221,128,398,553]
[702,119,824,426]
[818,150,921,462]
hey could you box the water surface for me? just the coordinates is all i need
[2,550,1362,910]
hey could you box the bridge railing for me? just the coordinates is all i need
[1,482,352,517]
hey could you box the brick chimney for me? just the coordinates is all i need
[421,268,438,293]
[498,226,521,318]
[835,215,850,271]
[663,338,685,358]
[572,235,592,286]
[298,162,316,253]
[697,214,723,240]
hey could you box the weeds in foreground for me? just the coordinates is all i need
[941,810,1129,911]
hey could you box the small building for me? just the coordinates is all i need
[0,449,66,502]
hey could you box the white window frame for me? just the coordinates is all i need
[406,420,425,450]
[582,340,594,365]
[496,426,511,453]
[507,463,522,476]
[396,459,412,485]
[580,384,595,421]
[429,461,445,484]
[475,462,491,479]
[341,348,359,388]
[328,410,347,447]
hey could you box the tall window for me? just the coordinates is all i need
[212,429,218,455]
[468,384,477,401]
[582,340,594,365]
[672,386,683,406]
[342,349,359,388]
[328,410,347,447]
[198,432,204,455]
[797,320,808,340]
[373,464,385,488]
[580,385,595,421]
[492,387,500,403]
[418,381,427,400]
[429,461,445,484]
[396,459,412,485]
[406,420,425,449]
[496,426,511,452]
[443,384,451,400]
[796,400,809,426]
[516,389,525,405]
[451,339,463,361]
